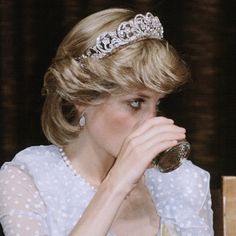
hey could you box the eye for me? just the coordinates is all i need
[129,99,144,110]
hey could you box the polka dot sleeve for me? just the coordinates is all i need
[0,165,49,236]
[145,160,214,235]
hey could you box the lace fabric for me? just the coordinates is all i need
[0,145,214,236]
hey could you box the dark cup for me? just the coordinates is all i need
[152,139,191,173]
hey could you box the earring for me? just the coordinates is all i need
[79,112,86,127]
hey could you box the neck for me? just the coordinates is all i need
[63,132,115,187]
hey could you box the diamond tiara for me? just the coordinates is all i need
[75,12,164,62]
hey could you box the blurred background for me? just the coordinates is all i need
[0,0,235,235]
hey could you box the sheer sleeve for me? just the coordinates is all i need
[0,165,49,236]
[145,160,214,236]
[198,187,214,235]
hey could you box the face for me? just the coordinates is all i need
[81,88,164,158]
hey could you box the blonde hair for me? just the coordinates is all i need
[42,8,190,146]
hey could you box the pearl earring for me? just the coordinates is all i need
[79,112,86,127]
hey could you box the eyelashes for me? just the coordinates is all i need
[128,98,145,110]
[127,98,161,113]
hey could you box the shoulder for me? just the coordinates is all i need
[1,145,61,179]
[10,145,59,165]
[14,145,59,162]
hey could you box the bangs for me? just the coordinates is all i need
[98,39,190,94]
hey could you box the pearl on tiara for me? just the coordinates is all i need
[75,12,164,63]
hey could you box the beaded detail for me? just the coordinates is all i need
[0,145,213,235]
[58,147,96,190]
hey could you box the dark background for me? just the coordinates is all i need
[0,0,235,235]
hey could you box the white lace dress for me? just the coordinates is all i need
[0,145,214,236]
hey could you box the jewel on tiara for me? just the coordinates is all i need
[75,12,163,63]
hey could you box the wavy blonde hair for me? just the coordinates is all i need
[42,8,190,146]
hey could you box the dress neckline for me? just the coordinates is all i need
[57,146,97,191]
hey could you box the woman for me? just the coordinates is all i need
[0,8,213,236]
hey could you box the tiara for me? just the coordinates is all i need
[75,12,164,62]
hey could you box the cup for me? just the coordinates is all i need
[152,139,191,173]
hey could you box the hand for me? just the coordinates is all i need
[107,116,186,193]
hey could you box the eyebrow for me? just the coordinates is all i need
[134,93,151,99]
[134,91,162,99]
[132,92,165,101]
[121,90,164,99]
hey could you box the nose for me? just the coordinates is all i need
[151,108,158,118]
[144,106,157,121]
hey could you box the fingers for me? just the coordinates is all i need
[136,125,185,146]
[127,116,175,140]
[120,117,187,166]
[125,117,186,148]
[142,132,185,150]
[124,131,184,166]
[110,117,187,192]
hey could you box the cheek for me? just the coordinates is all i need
[103,114,135,154]
[88,108,136,154]
[99,111,135,141]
